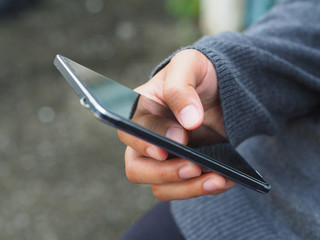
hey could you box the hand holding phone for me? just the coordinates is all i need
[118,50,236,200]
[54,51,271,200]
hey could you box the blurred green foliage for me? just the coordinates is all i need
[166,0,200,19]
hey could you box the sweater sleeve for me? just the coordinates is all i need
[153,0,320,147]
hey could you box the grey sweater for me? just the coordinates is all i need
[153,0,320,239]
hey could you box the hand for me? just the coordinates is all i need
[118,49,235,201]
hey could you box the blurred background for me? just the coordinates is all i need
[0,0,277,239]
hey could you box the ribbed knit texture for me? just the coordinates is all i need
[171,112,320,240]
[152,0,320,239]
[170,189,280,240]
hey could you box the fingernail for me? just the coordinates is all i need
[203,179,222,192]
[179,165,200,179]
[166,126,184,144]
[179,104,200,129]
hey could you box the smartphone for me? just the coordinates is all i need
[54,54,271,193]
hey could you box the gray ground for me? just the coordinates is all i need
[0,0,199,239]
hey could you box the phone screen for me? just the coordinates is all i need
[55,55,270,191]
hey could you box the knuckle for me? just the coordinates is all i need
[125,163,139,184]
[151,185,160,197]
[151,185,167,201]
[117,130,125,143]
[125,169,135,183]
[173,49,198,62]
[163,85,181,104]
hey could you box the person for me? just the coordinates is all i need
[118,0,320,239]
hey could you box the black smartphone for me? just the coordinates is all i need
[54,54,271,193]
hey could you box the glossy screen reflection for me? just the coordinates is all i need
[63,56,265,183]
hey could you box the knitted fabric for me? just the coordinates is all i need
[152,0,320,239]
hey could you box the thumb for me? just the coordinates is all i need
[163,50,209,130]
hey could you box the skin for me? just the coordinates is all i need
[118,49,235,201]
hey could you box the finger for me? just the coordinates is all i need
[151,172,236,201]
[118,115,188,161]
[163,49,217,130]
[118,130,167,160]
[124,147,202,184]
[134,69,167,106]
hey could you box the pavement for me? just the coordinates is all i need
[0,0,199,239]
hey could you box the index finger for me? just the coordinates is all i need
[117,114,188,161]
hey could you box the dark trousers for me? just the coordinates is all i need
[120,201,185,240]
